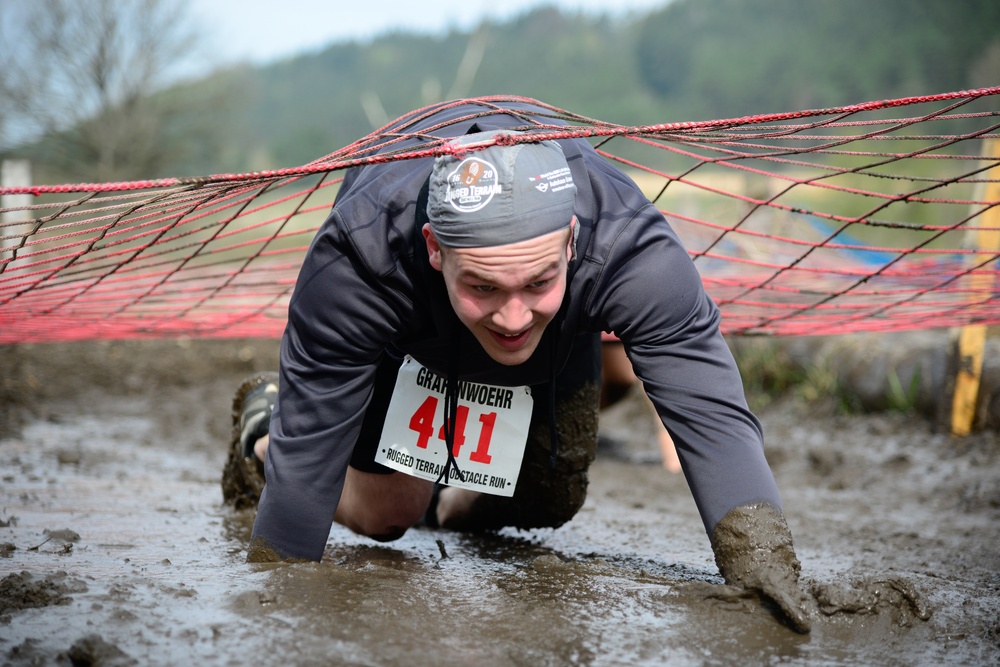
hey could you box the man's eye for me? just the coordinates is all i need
[473,285,495,293]
[529,280,550,289]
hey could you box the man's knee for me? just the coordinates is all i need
[335,469,433,541]
[347,503,426,541]
[367,526,409,543]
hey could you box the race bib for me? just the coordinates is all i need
[375,356,533,497]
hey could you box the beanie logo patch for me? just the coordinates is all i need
[445,157,502,213]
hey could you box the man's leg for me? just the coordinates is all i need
[225,337,600,537]
[240,432,434,541]
[223,353,434,542]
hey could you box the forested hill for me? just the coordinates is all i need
[189,0,996,176]
[15,0,999,181]
[635,0,1000,119]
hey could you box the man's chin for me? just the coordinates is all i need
[486,349,533,366]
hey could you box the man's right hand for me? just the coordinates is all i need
[710,502,812,633]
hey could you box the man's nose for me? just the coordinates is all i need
[493,295,531,332]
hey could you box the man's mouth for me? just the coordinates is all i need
[488,327,532,350]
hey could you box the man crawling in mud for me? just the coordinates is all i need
[222,98,812,633]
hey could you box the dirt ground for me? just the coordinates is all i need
[1,338,998,666]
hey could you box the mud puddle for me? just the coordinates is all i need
[1,340,998,665]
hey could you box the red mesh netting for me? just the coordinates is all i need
[2,90,999,344]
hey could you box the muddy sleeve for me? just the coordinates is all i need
[250,212,405,561]
[589,203,782,537]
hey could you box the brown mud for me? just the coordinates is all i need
[1,338,998,666]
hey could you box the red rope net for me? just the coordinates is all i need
[2,90,999,344]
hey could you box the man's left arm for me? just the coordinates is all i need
[593,205,811,632]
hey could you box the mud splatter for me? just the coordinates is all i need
[61,634,136,667]
[812,576,932,626]
[0,571,87,615]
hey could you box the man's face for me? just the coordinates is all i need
[423,220,574,366]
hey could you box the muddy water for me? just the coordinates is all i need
[1,340,998,666]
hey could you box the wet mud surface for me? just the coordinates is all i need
[1,339,998,666]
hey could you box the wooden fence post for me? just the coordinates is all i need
[950,139,1000,435]
[1,159,32,263]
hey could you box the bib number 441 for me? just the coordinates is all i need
[408,395,496,464]
[376,356,531,496]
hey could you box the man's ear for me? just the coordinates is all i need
[566,216,577,262]
[422,223,443,272]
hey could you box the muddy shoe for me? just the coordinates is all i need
[221,372,278,509]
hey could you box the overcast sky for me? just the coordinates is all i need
[192,0,670,67]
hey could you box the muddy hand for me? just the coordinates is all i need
[710,502,812,633]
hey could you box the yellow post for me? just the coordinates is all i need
[951,138,1000,436]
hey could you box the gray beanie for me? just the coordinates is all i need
[426,130,577,248]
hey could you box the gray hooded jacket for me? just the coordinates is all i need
[251,99,780,561]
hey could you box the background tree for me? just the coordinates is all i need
[0,0,228,182]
